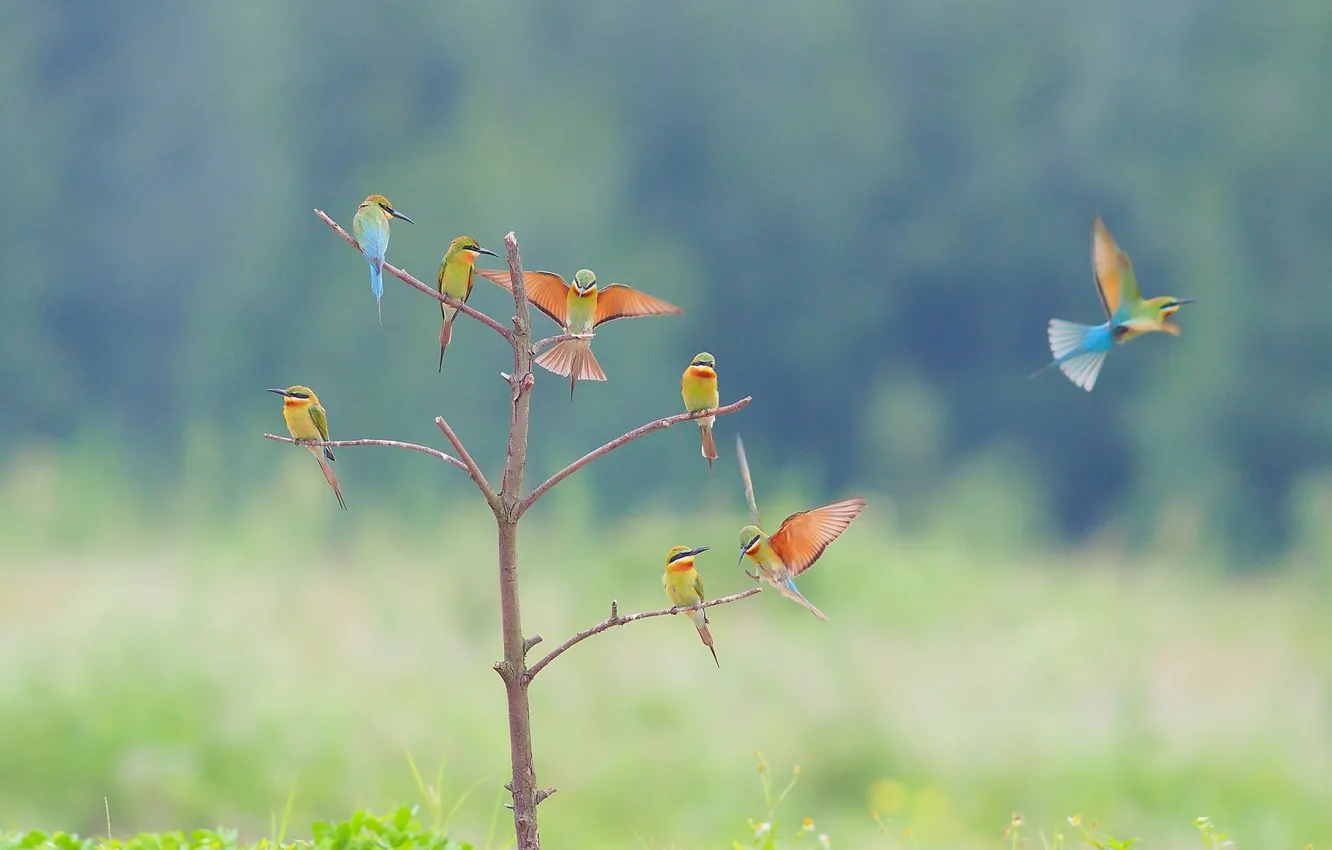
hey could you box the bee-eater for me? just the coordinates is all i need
[663,545,719,667]
[351,194,413,323]
[476,267,683,399]
[681,352,720,470]
[1033,216,1195,391]
[738,498,866,620]
[267,385,346,510]
[437,236,499,370]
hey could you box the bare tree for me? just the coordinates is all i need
[263,213,755,849]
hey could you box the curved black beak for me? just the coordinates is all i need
[683,546,710,558]
[388,208,414,224]
[474,247,499,258]
[266,388,291,397]
[1176,298,1196,305]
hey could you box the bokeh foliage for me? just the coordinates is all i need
[4,1,1332,555]
[1,456,1330,847]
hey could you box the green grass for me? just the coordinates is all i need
[0,453,1329,847]
[0,807,474,850]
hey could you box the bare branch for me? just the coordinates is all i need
[500,232,532,339]
[533,332,594,354]
[263,433,467,473]
[314,208,512,341]
[500,231,535,499]
[518,397,753,516]
[735,433,762,527]
[522,588,763,683]
[535,788,557,805]
[434,416,498,508]
[492,231,543,849]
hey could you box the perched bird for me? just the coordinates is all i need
[662,545,719,667]
[476,267,683,399]
[681,352,720,470]
[738,498,866,620]
[1033,216,1195,391]
[437,236,499,370]
[267,385,346,510]
[351,194,414,323]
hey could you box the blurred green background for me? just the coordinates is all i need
[2,0,1331,847]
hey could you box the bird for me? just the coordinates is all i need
[662,545,719,667]
[1032,216,1195,391]
[738,498,866,620]
[437,236,499,370]
[351,194,414,323]
[267,385,346,510]
[475,267,683,399]
[681,352,720,470]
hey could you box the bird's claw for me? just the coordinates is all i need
[744,570,761,582]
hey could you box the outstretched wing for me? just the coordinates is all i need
[475,269,571,326]
[1091,217,1141,318]
[767,497,866,576]
[593,284,684,326]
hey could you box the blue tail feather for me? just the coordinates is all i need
[368,259,383,300]
[1032,319,1113,391]
[369,259,383,323]
[783,578,810,602]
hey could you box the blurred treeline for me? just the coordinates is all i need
[3,0,1332,558]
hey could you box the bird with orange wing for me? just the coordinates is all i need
[476,267,682,399]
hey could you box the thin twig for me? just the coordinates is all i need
[734,434,763,581]
[263,433,467,473]
[518,397,753,516]
[522,588,763,683]
[736,433,762,527]
[314,208,512,341]
[434,416,498,508]
[533,332,594,354]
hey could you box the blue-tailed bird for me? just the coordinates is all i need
[352,194,414,323]
[1032,216,1195,391]
[475,267,683,399]
[734,435,864,620]
[738,499,865,620]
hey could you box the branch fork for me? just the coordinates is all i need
[302,213,761,850]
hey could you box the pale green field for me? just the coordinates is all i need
[1,453,1329,848]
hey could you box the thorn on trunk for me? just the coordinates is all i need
[536,787,557,805]
[523,634,543,654]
